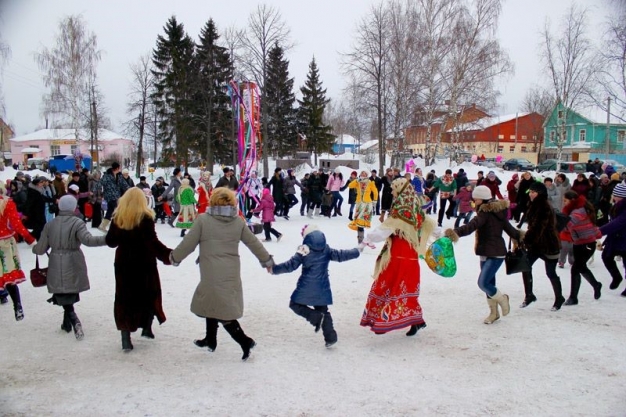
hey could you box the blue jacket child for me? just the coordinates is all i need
[272,224,360,347]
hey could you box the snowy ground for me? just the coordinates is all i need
[1,162,625,416]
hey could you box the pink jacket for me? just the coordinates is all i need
[326,174,344,192]
[252,194,276,223]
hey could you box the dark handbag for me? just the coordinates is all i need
[505,239,531,275]
[30,254,48,288]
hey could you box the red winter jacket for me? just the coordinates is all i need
[563,196,601,245]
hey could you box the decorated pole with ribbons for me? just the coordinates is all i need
[227,80,262,217]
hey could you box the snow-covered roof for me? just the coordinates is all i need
[359,139,378,150]
[335,134,357,145]
[448,113,530,132]
[575,106,626,125]
[10,128,131,142]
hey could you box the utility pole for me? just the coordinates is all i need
[605,96,611,160]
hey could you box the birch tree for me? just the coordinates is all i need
[35,15,102,139]
[589,0,626,122]
[540,4,598,163]
[444,0,512,162]
[342,2,390,173]
[126,53,154,176]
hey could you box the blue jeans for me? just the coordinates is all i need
[454,212,473,228]
[331,191,343,210]
[478,257,504,297]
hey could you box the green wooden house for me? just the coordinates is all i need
[543,102,626,163]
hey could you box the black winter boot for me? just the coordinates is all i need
[61,311,72,333]
[549,277,565,311]
[321,312,338,348]
[68,312,84,340]
[582,272,602,299]
[194,318,218,352]
[141,316,155,339]
[121,331,133,352]
[6,284,23,321]
[565,274,581,306]
[406,322,427,336]
[520,273,536,308]
[223,320,255,361]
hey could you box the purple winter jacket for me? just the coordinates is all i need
[600,198,626,255]
[453,188,473,214]
[252,194,276,223]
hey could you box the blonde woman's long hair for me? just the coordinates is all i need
[112,187,155,230]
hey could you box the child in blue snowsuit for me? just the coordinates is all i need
[271,224,361,347]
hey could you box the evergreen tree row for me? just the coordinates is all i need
[150,16,334,170]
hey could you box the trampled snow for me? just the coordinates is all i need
[0,162,624,416]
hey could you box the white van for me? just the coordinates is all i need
[27,157,45,170]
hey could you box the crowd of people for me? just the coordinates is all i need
[1,159,625,361]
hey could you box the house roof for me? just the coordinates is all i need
[359,140,378,150]
[335,134,357,145]
[447,113,530,132]
[10,128,130,142]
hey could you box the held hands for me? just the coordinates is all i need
[358,243,366,253]
[596,241,603,251]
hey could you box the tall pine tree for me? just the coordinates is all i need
[194,19,233,168]
[297,57,334,164]
[152,16,196,165]
[265,44,297,158]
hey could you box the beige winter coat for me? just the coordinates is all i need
[171,206,273,320]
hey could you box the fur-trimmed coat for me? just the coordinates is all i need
[522,194,561,257]
[451,199,520,257]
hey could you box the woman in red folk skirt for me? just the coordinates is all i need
[0,183,35,321]
[360,178,435,336]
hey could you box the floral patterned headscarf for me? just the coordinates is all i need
[389,178,422,232]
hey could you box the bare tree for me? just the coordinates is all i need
[444,0,513,162]
[540,3,598,163]
[588,0,626,122]
[521,85,554,159]
[414,0,459,163]
[238,4,292,175]
[386,0,422,167]
[35,15,102,141]
[342,2,390,173]
[125,53,154,177]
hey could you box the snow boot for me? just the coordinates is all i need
[492,290,510,316]
[68,312,84,340]
[314,208,320,216]
[180,229,186,237]
[223,320,256,361]
[484,297,500,324]
[406,322,427,336]
[609,276,623,290]
[98,219,110,233]
[321,312,338,348]
[307,209,313,219]
[141,316,155,339]
[61,311,72,333]
[520,274,536,308]
[194,318,218,352]
[121,331,133,352]
[6,284,23,321]
[549,276,565,311]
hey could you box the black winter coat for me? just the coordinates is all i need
[523,194,560,257]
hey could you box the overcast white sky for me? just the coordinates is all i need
[0,0,608,136]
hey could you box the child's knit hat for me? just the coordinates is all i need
[301,224,319,238]
[262,188,270,196]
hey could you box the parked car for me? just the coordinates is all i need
[537,159,586,173]
[502,158,535,171]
